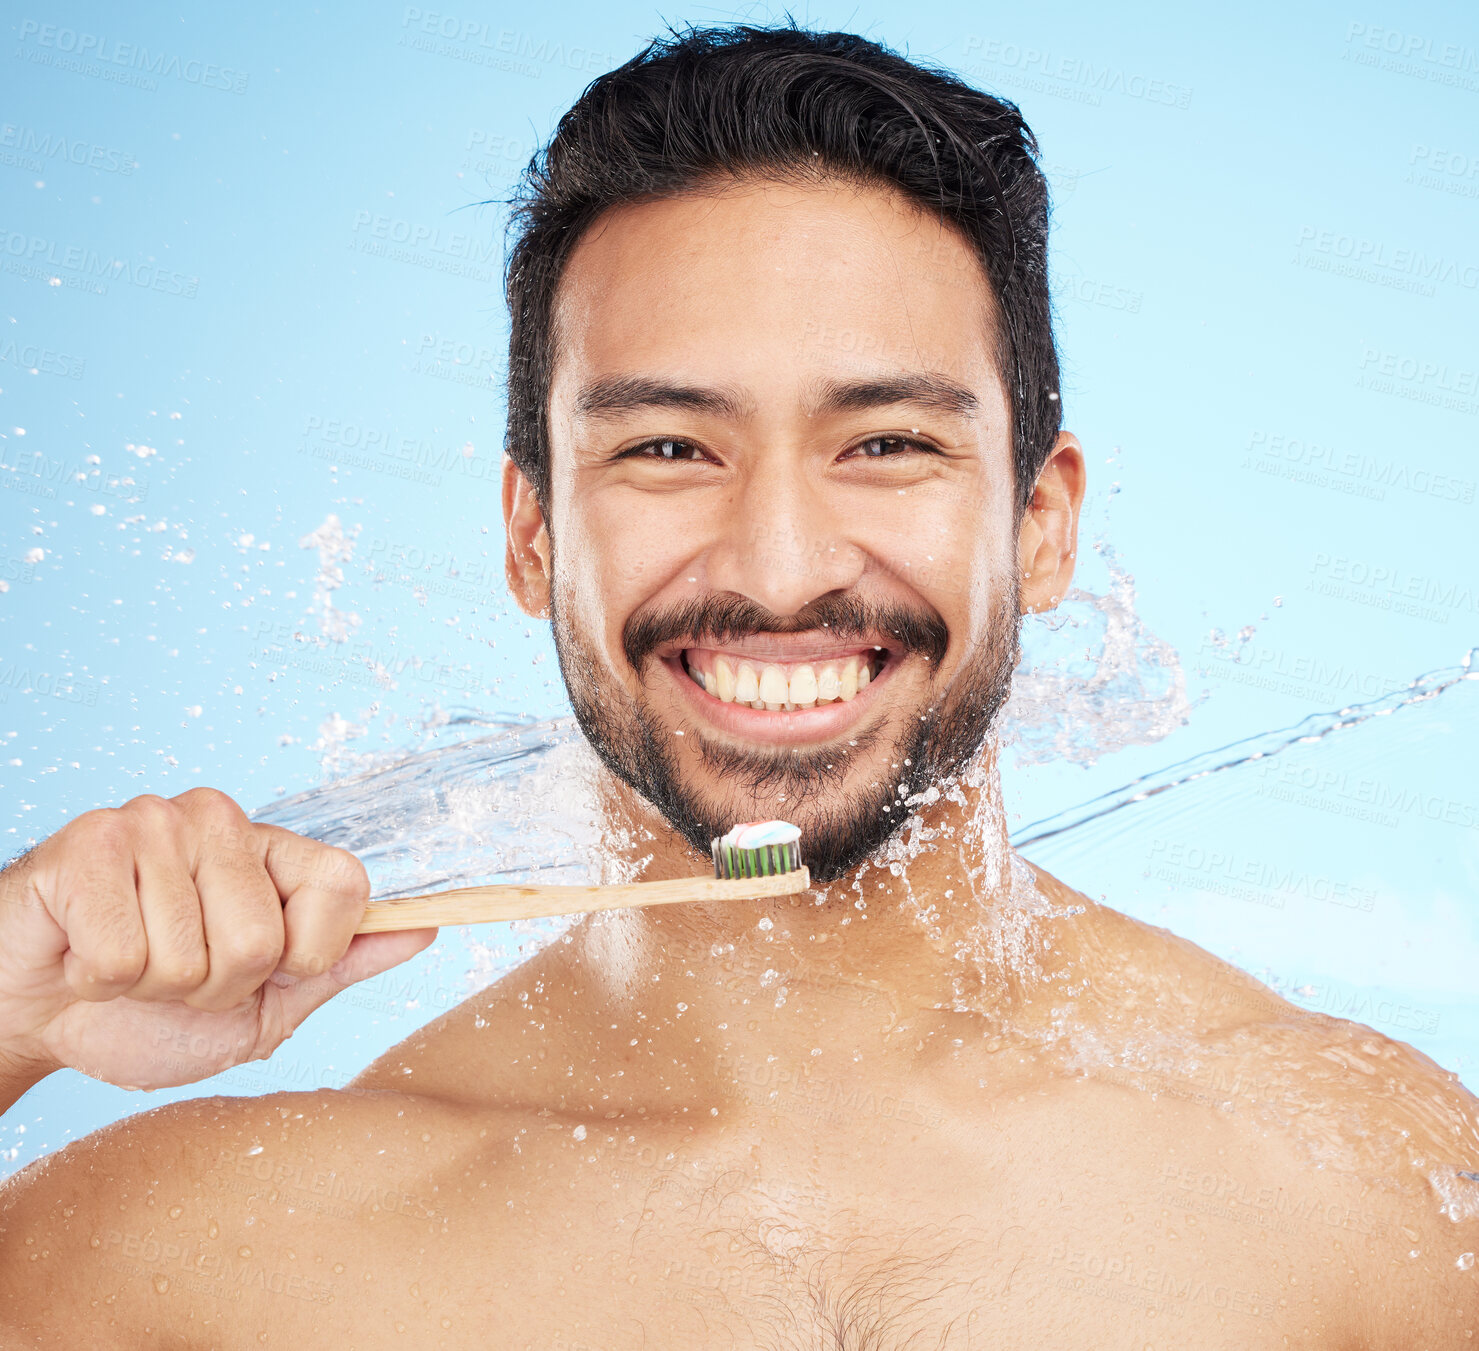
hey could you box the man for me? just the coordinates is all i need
[1,22,1475,1348]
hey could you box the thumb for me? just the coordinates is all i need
[264,928,439,1036]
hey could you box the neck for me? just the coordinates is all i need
[570,740,1072,1067]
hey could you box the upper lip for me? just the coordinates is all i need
[655,634,898,663]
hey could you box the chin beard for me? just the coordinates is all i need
[548,583,1021,886]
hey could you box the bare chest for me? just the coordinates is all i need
[225,1129,1358,1351]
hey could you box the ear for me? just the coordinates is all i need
[1017,431,1086,615]
[502,457,552,620]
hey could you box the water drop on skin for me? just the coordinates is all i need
[1459,1252,1475,1270]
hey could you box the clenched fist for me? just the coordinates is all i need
[0,786,436,1092]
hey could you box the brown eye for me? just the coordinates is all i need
[854,436,932,458]
[628,438,705,461]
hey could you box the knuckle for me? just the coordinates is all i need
[84,945,147,989]
[73,809,133,856]
[125,793,179,824]
[217,928,282,973]
[148,955,209,991]
[176,785,238,815]
[177,786,247,844]
[325,847,370,902]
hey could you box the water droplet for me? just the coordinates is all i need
[151,1274,169,1294]
[1458,1251,1475,1271]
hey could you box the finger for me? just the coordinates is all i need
[264,929,439,1035]
[184,835,285,1014]
[128,844,208,1002]
[53,812,148,1002]
[257,826,370,980]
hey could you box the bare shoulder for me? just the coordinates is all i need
[0,1082,458,1347]
[1031,862,1479,1332]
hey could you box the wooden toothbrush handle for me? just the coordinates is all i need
[354,867,812,932]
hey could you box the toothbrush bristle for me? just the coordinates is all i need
[711,822,802,879]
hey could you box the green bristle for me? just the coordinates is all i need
[711,834,802,879]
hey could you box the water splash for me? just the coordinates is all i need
[1002,541,1191,767]
[298,513,362,644]
[1013,644,1479,849]
[254,709,601,899]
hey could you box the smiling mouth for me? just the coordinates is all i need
[677,646,890,711]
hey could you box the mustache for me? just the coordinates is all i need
[622,591,950,672]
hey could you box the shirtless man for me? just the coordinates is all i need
[2,23,1475,1349]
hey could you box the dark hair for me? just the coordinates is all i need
[501,20,1061,518]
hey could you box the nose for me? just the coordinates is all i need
[701,452,865,617]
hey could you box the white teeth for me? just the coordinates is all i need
[688,650,883,707]
[788,664,818,707]
[757,665,788,705]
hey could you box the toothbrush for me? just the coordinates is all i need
[353,820,808,932]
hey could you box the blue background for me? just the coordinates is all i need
[2,0,1477,1175]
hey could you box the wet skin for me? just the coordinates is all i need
[1,179,1476,1347]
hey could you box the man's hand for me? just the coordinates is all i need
[0,787,436,1092]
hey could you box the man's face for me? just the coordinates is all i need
[526,177,1026,883]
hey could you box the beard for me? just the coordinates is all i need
[548,547,1021,885]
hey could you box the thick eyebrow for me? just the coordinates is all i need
[572,370,981,425]
[806,372,980,419]
[572,375,756,423]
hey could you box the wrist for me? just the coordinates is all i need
[0,1040,57,1102]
